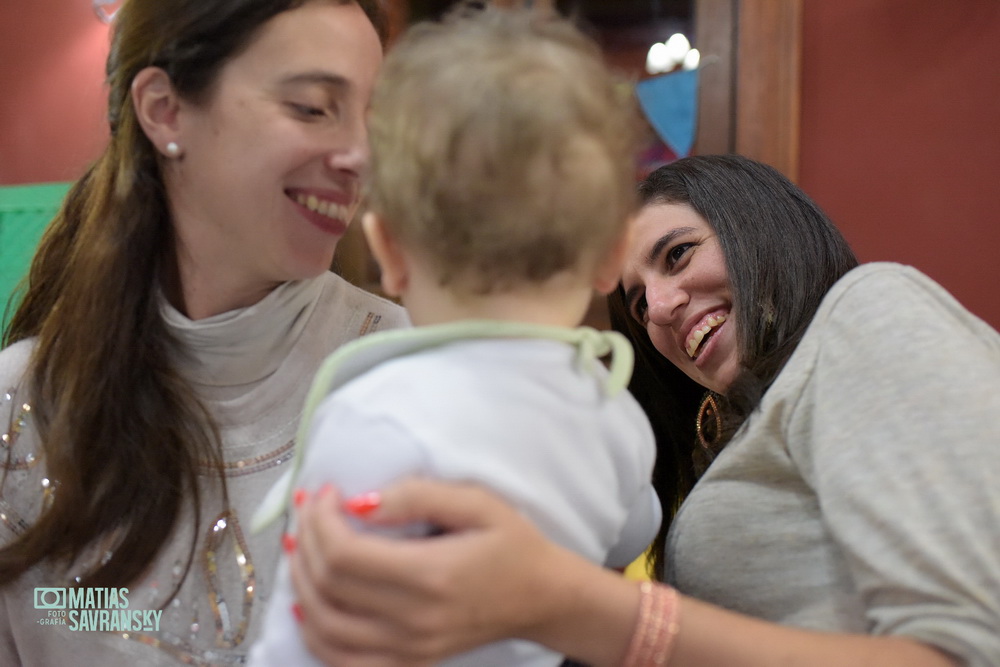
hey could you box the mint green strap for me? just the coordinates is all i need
[250,321,635,532]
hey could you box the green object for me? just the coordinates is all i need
[0,182,72,329]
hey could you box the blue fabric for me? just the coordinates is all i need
[636,69,699,158]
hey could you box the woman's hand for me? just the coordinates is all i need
[289,478,628,666]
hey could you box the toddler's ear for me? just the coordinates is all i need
[361,212,409,297]
[592,221,632,295]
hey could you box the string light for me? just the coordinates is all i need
[645,33,699,75]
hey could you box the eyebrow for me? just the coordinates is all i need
[644,226,697,265]
[278,71,351,91]
[623,226,698,311]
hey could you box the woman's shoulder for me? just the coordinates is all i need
[824,262,946,305]
[0,338,35,390]
[766,262,998,415]
[314,271,409,331]
[0,339,42,542]
[817,262,998,343]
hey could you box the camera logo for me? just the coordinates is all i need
[33,588,67,609]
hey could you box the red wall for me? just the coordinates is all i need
[2,1,998,330]
[0,0,111,185]
[799,0,1000,329]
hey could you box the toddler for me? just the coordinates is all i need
[250,6,658,666]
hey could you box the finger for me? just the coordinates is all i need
[303,641,436,667]
[291,522,407,630]
[366,477,517,532]
[292,578,393,655]
[291,558,449,666]
[300,620,434,667]
[297,486,412,586]
[293,487,437,611]
[294,487,396,607]
[292,488,491,663]
[302,478,545,600]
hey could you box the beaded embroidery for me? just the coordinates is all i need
[1,388,37,471]
[120,511,258,665]
[0,387,37,535]
[358,312,382,337]
[198,440,295,478]
[1,385,270,665]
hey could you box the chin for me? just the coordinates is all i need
[290,265,333,282]
[285,250,338,281]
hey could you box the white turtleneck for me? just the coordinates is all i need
[162,277,326,389]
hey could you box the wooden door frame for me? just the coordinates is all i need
[694,0,802,181]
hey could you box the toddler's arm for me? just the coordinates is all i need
[248,400,432,666]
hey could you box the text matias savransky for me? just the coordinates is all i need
[34,586,162,632]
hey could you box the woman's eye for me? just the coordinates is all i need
[632,296,648,323]
[666,242,694,267]
[288,103,326,118]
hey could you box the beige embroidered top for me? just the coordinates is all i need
[0,272,407,666]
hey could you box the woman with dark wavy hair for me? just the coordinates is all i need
[0,0,407,663]
[611,154,859,580]
[287,155,1000,667]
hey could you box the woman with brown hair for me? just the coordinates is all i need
[0,0,407,663]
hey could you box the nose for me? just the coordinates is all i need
[323,117,370,178]
[644,276,687,327]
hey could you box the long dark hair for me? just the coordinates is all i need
[0,0,384,593]
[611,154,858,578]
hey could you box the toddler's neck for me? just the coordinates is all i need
[402,271,595,329]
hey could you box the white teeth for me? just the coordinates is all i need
[686,326,710,358]
[685,335,700,358]
[685,314,727,358]
[295,193,347,221]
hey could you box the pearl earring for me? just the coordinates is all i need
[165,141,181,158]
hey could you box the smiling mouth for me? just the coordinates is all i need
[686,314,727,359]
[292,193,350,222]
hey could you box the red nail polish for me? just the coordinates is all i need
[292,603,304,623]
[293,489,308,508]
[318,483,333,499]
[281,533,296,554]
[344,491,381,516]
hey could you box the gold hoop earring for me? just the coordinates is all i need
[696,392,721,452]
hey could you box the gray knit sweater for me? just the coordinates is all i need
[667,263,1000,665]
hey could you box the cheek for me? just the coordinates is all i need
[648,327,683,366]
